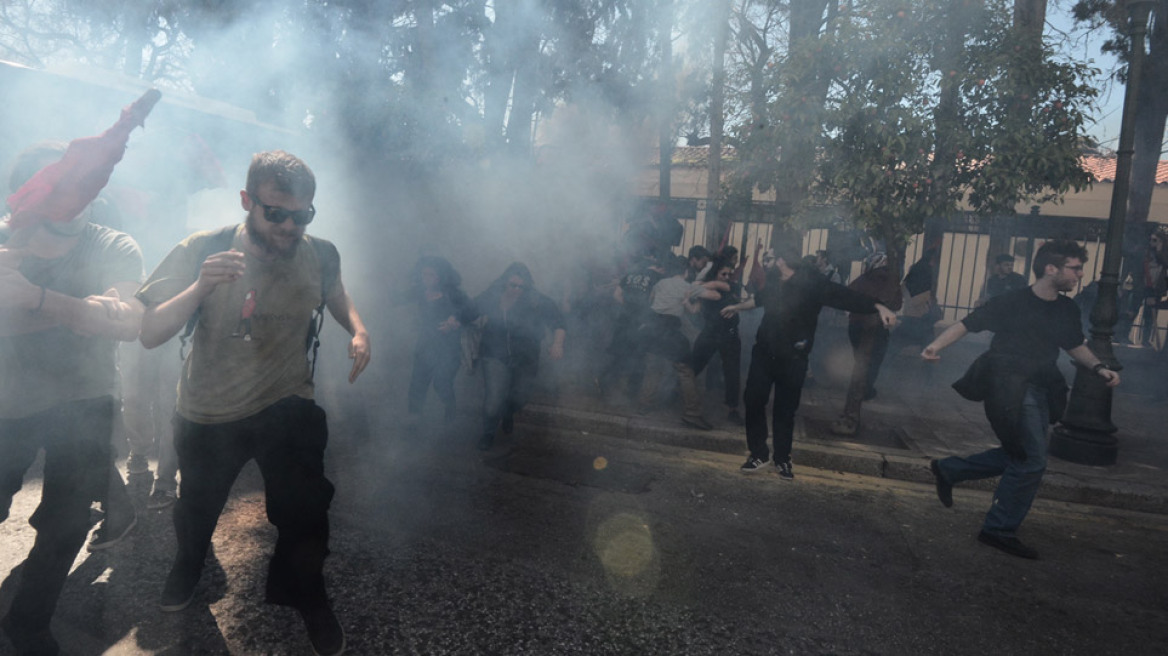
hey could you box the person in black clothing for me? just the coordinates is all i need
[397,256,476,424]
[689,256,743,424]
[596,255,662,402]
[976,253,1028,306]
[722,244,897,480]
[474,262,566,450]
[923,240,1120,560]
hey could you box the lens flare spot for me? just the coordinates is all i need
[594,513,656,583]
[593,456,608,470]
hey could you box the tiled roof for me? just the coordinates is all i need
[1081,155,1168,184]
[653,147,1168,185]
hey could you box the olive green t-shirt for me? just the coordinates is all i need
[137,225,339,424]
[0,223,144,419]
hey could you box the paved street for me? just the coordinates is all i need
[2,418,1167,655]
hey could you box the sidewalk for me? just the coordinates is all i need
[518,337,1168,516]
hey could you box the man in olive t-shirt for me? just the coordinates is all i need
[136,151,370,656]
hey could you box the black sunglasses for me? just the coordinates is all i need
[250,193,316,226]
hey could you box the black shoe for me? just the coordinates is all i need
[930,460,953,508]
[1,614,59,656]
[477,433,494,451]
[501,413,514,435]
[726,409,744,425]
[977,531,1039,560]
[740,457,767,473]
[160,568,199,612]
[87,512,137,552]
[775,460,794,481]
[681,415,713,431]
[299,605,345,656]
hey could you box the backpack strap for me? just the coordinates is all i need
[179,225,238,360]
[306,237,340,379]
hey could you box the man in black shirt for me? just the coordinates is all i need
[923,240,1120,560]
[722,245,896,480]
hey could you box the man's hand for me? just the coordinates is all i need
[195,250,245,296]
[875,303,897,328]
[921,344,941,362]
[1098,367,1121,388]
[437,315,460,333]
[86,288,128,321]
[347,331,371,383]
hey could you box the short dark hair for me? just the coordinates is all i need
[1032,239,1088,279]
[688,245,711,260]
[995,253,1015,265]
[774,242,803,267]
[246,150,315,201]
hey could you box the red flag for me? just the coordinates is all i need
[6,89,162,229]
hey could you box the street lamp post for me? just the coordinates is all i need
[1049,0,1156,465]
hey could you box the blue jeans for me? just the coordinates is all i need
[937,386,1049,537]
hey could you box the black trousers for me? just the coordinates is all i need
[0,397,114,632]
[690,325,741,408]
[170,396,334,609]
[742,346,808,464]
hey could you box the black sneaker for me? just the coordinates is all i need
[160,568,199,612]
[977,531,1039,560]
[726,409,744,425]
[501,413,514,435]
[299,605,345,656]
[930,460,953,508]
[87,512,137,552]
[776,460,794,481]
[740,457,767,472]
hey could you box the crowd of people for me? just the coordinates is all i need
[0,132,1154,656]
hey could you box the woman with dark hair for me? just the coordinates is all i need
[474,263,566,450]
[689,256,744,423]
[398,256,476,423]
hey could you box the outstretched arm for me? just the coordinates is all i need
[921,322,968,361]
[1,272,143,341]
[326,276,371,383]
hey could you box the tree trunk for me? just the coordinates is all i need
[704,0,733,248]
[659,0,675,200]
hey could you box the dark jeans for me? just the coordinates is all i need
[481,357,537,437]
[599,315,647,400]
[0,397,114,632]
[170,396,334,609]
[743,346,809,464]
[690,326,741,408]
[407,342,461,417]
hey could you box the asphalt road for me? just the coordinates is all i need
[2,421,1167,655]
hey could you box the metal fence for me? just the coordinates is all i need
[652,196,1165,348]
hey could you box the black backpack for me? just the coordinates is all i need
[178,225,340,379]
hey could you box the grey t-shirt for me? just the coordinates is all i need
[137,225,339,424]
[0,223,144,418]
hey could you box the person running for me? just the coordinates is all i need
[923,239,1120,560]
[136,151,370,656]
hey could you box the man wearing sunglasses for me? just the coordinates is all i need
[135,151,370,656]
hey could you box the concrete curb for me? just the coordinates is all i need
[519,402,1168,516]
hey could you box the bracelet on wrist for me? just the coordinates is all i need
[1091,362,1109,375]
